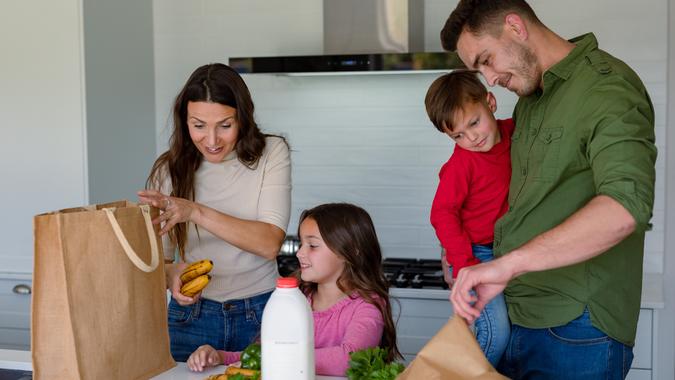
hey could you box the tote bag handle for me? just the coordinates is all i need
[103,204,160,273]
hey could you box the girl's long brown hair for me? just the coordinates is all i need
[297,203,401,362]
[146,63,273,260]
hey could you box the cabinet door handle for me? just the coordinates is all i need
[12,284,31,295]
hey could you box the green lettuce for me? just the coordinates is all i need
[346,347,405,380]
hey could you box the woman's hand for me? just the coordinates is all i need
[166,262,201,306]
[138,189,199,235]
[187,344,222,372]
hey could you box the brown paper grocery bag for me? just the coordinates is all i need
[32,200,175,380]
[397,315,509,380]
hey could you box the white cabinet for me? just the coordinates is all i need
[0,276,32,350]
[626,369,652,380]
[391,291,453,363]
[0,0,88,274]
[633,309,653,370]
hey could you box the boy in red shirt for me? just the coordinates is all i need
[425,70,514,367]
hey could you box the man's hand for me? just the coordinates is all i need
[450,258,512,322]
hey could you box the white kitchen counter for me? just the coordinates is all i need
[150,363,344,380]
[390,273,665,308]
[0,349,30,371]
[0,349,344,379]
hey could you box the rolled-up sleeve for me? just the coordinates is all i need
[586,79,657,231]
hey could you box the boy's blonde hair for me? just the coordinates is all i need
[425,70,488,133]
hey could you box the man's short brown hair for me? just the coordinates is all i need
[440,0,541,52]
[425,70,488,133]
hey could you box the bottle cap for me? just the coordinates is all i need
[276,277,299,288]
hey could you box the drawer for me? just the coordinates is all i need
[0,327,30,351]
[626,368,651,380]
[391,297,452,319]
[393,297,451,357]
[632,309,652,369]
[0,278,32,330]
[401,353,415,365]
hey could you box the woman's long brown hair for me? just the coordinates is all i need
[146,63,270,260]
[297,203,401,362]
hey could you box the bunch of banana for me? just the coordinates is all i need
[180,274,211,297]
[180,260,214,297]
[180,259,213,283]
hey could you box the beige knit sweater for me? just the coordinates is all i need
[159,136,291,302]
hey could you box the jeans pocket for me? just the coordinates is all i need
[167,300,195,326]
[547,324,611,345]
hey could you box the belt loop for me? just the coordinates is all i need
[245,297,256,319]
[192,298,202,319]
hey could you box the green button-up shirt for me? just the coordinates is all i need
[493,33,657,346]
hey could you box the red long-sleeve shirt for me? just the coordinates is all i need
[430,119,514,278]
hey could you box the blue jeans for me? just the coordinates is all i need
[498,309,634,379]
[450,244,510,367]
[167,291,272,362]
[471,244,510,367]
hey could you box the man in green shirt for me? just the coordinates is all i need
[440,1,657,378]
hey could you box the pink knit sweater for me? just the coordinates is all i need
[219,293,385,376]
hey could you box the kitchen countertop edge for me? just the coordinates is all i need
[390,273,665,309]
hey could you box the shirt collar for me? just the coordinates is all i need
[201,149,238,166]
[545,33,598,82]
[223,149,238,161]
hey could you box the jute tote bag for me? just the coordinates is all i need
[32,200,175,379]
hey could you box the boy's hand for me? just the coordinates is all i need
[440,248,455,289]
[187,344,222,372]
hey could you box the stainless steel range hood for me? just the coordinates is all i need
[229,0,463,75]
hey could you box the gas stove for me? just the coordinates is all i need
[276,236,447,290]
[383,258,448,289]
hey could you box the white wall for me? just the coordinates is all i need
[153,0,666,268]
[0,0,88,272]
[152,0,323,153]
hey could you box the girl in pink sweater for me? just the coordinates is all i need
[186,203,400,376]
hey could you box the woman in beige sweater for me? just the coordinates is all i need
[138,63,291,362]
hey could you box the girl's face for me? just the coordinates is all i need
[296,217,345,285]
[186,101,239,163]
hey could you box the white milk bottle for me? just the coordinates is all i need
[261,277,315,380]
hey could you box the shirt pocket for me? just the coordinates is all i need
[531,127,564,181]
